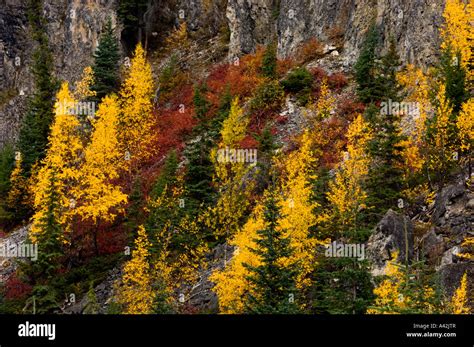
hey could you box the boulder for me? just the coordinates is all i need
[367,209,414,276]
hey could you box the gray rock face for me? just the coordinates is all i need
[0,0,118,147]
[0,224,29,283]
[367,209,414,276]
[227,0,444,68]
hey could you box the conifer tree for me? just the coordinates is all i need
[30,82,84,243]
[18,0,58,175]
[354,24,379,103]
[91,18,121,102]
[261,43,277,79]
[243,188,299,314]
[364,45,406,224]
[5,156,30,225]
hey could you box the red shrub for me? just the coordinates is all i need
[328,72,348,91]
[4,274,32,300]
[309,67,328,83]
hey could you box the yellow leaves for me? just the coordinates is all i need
[119,225,154,314]
[315,78,335,120]
[210,203,264,314]
[458,237,474,261]
[451,272,470,314]
[457,99,474,152]
[31,82,83,242]
[119,43,156,164]
[165,21,190,52]
[75,94,127,223]
[211,130,323,312]
[367,252,437,314]
[74,66,96,100]
[396,65,431,175]
[220,97,248,147]
[428,84,454,171]
[440,0,473,71]
[326,114,372,228]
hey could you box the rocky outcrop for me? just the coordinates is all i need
[367,209,414,276]
[227,0,444,67]
[0,0,117,147]
[0,224,29,283]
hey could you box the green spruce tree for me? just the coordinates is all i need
[354,23,380,103]
[91,18,121,102]
[243,188,299,314]
[18,0,58,176]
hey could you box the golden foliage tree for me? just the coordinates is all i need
[451,272,470,314]
[367,252,437,314]
[207,97,253,239]
[31,82,84,243]
[457,99,474,152]
[119,225,154,314]
[74,66,97,100]
[325,114,372,231]
[440,0,473,73]
[119,43,156,167]
[396,64,431,175]
[74,95,128,253]
[211,130,323,312]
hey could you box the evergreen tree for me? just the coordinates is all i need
[376,37,402,100]
[91,18,121,102]
[149,150,178,200]
[83,283,101,314]
[243,189,299,314]
[193,84,210,122]
[117,0,149,48]
[262,43,277,79]
[18,0,57,175]
[0,144,15,226]
[28,170,63,283]
[439,46,468,114]
[364,104,406,223]
[354,24,380,103]
[363,43,405,223]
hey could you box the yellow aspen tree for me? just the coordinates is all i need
[326,114,372,231]
[76,95,127,222]
[74,66,97,100]
[119,43,156,166]
[31,82,84,243]
[207,97,253,239]
[119,225,154,314]
[428,84,454,173]
[457,99,474,152]
[367,252,436,314]
[74,95,128,253]
[396,65,431,174]
[451,272,470,314]
[165,21,190,53]
[210,202,265,313]
[212,131,324,312]
[278,130,324,290]
[315,77,335,120]
[440,0,473,72]
[6,155,30,214]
